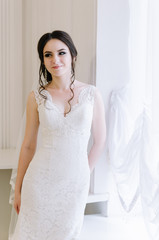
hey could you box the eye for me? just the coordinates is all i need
[59,51,66,55]
[44,53,52,58]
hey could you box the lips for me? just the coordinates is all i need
[52,65,62,69]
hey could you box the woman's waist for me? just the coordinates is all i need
[30,147,89,170]
[40,138,89,150]
[32,146,88,160]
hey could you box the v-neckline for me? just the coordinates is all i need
[44,85,91,118]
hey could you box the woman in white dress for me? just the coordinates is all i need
[12,30,106,240]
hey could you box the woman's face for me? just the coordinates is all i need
[43,39,72,78]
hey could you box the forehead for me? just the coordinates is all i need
[43,39,69,52]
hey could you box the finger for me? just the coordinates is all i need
[15,204,19,215]
[17,204,21,214]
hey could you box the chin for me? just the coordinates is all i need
[52,71,70,78]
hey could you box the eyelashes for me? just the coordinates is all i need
[44,53,52,58]
[59,51,66,55]
[44,52,66,58]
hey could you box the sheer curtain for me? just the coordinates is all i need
[108,0,159,239]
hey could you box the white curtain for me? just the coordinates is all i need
[108,0,159,239]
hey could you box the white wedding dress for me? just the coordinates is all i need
[11,85,96,240]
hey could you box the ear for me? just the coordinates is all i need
[73,57,77,62]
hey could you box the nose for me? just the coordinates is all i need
[52,54,59,64]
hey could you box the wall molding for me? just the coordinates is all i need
[0,0,23,148]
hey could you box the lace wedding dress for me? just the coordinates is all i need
[11,85,96,240]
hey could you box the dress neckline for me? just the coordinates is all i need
[43,85,92,118]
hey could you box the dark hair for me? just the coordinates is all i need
[37,30,78,116]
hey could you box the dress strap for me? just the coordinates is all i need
[33,89,45,106]
[87,85,96,103]
[79,85,96,105]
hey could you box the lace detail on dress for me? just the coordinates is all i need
[34,85,96,113]
[79,85,96,106]
[33,89,45,107]
[14,166,89,240]
[12,84,95,240]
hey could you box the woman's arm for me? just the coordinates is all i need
[88,88,106,173]
[14,91,39,214]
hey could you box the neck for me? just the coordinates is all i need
[48,75,74,90]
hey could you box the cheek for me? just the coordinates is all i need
[67,60,73,69]
[64,55,72,65]
[44,57,52,65]
[43,59,48,66]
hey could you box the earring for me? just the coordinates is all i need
[44,68,47,81]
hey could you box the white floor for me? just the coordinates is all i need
[80,214,150,240]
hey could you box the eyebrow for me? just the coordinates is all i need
[57,48,67,52]
[44,48,67,54]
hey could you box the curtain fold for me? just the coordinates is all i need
[108,84,142,212]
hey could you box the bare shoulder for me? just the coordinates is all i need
[75,80,89,88]
[28,91,36,99]
[93,86,101,96]
[75,80,96,90]
[26,91,38,110]
[92,87,104,106]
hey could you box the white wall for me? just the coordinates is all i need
[95,0,132,215]
[0,0,23,148]
[96,0,130,109]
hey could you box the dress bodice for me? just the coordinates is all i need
[34,85,96,150]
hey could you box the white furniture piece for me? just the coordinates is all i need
[87,192,109,217]
[0,149,17,169]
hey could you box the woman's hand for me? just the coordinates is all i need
[14,191,21,215]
